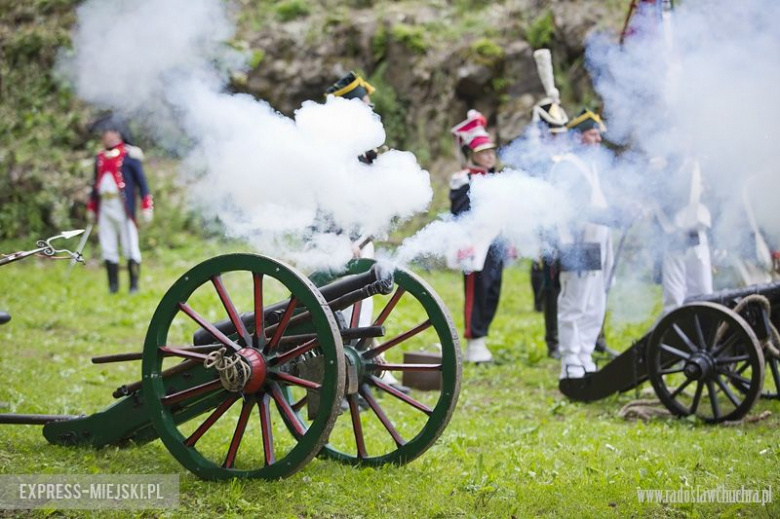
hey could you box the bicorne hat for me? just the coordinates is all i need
[325,71,376,100]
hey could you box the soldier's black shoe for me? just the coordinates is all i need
[0,311,10,326]
[128,260,140,294]
[105,261,119,294]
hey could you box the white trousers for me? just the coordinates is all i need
[558,270,606,378]
[662,235,712,313]
[98,197,141,263]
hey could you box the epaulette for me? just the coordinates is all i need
[449,169,470,190]
[125,145,145,161]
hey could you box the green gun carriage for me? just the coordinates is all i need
[1,248,462,480]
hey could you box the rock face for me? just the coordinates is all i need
[234,0,623,180]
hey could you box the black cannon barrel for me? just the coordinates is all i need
[686,281,780,307]
[193,266,385,346]
[0,413,81,425]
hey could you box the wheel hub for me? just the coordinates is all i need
[236,348,266,394]
[683,352,715,381]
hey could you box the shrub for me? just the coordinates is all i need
[390,23,428,55]
[526,10,555,49]
[470,37,504,66]
[275,0,310,22]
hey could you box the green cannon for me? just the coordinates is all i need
[1,252,462,480]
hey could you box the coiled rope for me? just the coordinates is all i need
[204,347,251,392]
[728,294,780,359]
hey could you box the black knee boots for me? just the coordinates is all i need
[105,260,119,293]
[128,260,140,294]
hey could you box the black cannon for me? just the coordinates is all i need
[560,281,780,423]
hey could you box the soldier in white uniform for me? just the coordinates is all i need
[551,109,615,379]
[325,71,409,393]
[651,155,713,312]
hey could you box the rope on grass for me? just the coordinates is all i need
[204,347,251,392]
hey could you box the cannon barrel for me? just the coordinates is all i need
[686,281,780,307]
[193,265,389,345]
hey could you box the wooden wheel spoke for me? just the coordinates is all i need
[272,371,321,391]
[347,394,368,459]
[360,384,405,447]
[659,365,685,376]
[714,375,742,408]
[211,275,251,347]
[270,383,306,437]
[253,273,265,349]
[364,320,432,360]
[717,368,752,386]
[693,314,708,351]
[159,346,211,362]
[668,377,694,400]
[223,400,254,468]
[706,380,721,421]
[350,301,362,329]
[672,323,699,353]
[715,355,751,365]
[711,332,740,358]
[292,395,307,412]
[705,317,723,351]
[258,393,275,466]
[690,381,704,414]
[270,338,319,367]
[185,395,240,447]
[265,297,298,354]
[660,343,691,361]
[178,302,241,352]
[371,375,432,415]
[369,363,442,372]
[373,287,405,327]
[161,379,223,406]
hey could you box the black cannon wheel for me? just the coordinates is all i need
[647,302,764,423]
[763,357,780,399]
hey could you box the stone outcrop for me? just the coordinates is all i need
[233,0,624,179]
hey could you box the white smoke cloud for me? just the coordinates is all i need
[62,0,432,271]
[587,0,780,258]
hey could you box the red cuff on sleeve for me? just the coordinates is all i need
[772,251,780,260]
[86,199,97,212]
[141,195,154,210]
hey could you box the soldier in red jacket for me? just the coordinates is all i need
[449,110,503,363]
[86,118,153,293]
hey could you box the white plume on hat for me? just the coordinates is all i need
[531,49,569,130]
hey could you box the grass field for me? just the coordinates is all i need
[0,238,778,518]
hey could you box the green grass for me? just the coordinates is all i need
[0,238,779,517]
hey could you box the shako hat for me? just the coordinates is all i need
[451,109,496,156]
[531,49,569,134]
